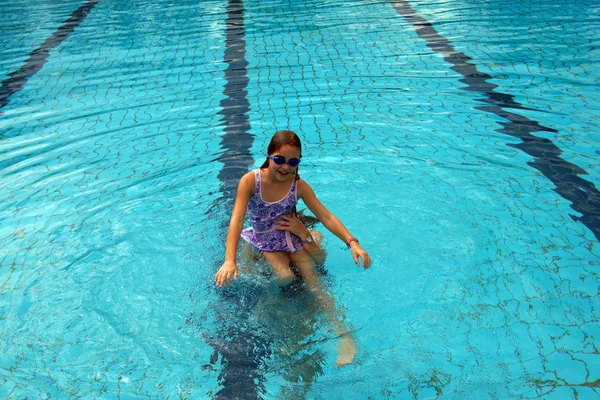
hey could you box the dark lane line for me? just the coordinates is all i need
[388,0,600,241]
[210,1,266,398]
[217,0,253,196]
[0,0,101,116]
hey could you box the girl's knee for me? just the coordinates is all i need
[276,270,295,286]
[271,263,295,285]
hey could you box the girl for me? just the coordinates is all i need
[214,130,371,366]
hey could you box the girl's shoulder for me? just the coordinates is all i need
[241,170,256,182]
[296,176,313,197]
[296,174,310,185]
[239,170,257,195]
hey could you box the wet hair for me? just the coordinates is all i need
[259,130,302,170]
[294,208,320,229]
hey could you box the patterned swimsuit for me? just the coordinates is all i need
[240,169,304,253]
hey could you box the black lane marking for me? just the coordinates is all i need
[217,0,253,196]
[0,0,101,116]
[210,1,266,398]
[388,0,600,240]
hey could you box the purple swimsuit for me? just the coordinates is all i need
[241,169,304,253]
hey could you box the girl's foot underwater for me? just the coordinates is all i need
[336,334,357,367]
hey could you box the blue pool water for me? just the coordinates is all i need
[1,0,599,398]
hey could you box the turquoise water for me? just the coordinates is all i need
[1,0,599,398]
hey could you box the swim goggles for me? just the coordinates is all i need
[268,155,301,167]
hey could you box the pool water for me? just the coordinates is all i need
[1,0,599,398]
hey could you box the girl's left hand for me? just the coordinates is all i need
[275,213,310,239]
[350,243,371,269]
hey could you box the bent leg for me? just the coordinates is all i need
[304,230,326,265]
[290,250,357,367]
[239,242,262,276]
[262,251,295,285]
[241,242,260,263]
[289,249,321,289]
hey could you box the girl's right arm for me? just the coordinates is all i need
[214,172,255,287]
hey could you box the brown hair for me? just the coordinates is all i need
[294,208,320,228]
[259,130,302,169]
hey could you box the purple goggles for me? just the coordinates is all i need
[268,155,301,167]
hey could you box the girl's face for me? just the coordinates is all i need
[268,145,301,182]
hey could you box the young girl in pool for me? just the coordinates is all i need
[214,129,371,366]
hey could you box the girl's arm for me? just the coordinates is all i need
[298,179,371,269]
[215,172,254,287]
